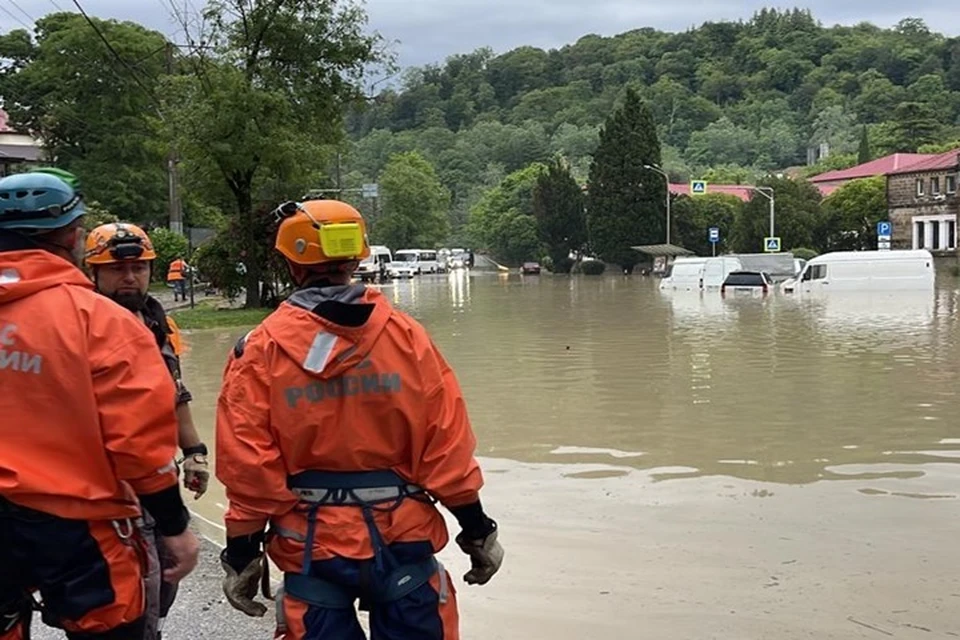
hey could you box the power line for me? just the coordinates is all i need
[0,3,31,30]
[69,0,165,120]
[47,0,64,10]
[7,0,33,24]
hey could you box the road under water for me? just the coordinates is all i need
[180,272,960,639]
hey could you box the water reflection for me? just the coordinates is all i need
[181,276,960,493]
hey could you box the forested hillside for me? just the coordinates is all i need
[342,9,960,241]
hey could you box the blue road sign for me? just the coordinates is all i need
[691,180,708,195]
[764,237,781,253]
[708,227,720,243]
[877,221,892,238]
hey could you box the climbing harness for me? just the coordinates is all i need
[283,470,447,608]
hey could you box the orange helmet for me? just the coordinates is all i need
[274,199,370,266]
[85,222,157,266]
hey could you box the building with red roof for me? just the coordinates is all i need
[809,153,935,197]
[668,183,754,201]
[885,149,960,254]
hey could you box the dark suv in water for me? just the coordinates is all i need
[721,271,772,298]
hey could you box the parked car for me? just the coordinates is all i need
[388,260,417,279]
[521,262,541,275]
[721,271,772,298]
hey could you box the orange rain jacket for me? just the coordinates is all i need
[166,259,186,282]
[216,285,484,570]
[0,249,181,521]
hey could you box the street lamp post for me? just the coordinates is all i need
[750,186,776,241]
[643,164,671,246]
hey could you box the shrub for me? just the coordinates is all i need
[552,256,576,274]
[149,227,189,283]
[193,234,246,302]
[580,260,606,275]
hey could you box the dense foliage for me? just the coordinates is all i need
[1,7,954,281]
[340,10,960,250]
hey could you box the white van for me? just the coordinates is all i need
[701,256,743,290]
[356,245,391,282]
[791,250,934,294]
[659,257,707,291]
[393,249,440,275]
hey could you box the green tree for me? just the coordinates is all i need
[671,193,744,256]
[375,152,450,249]
[468,163,545,264]
[587,89,664,272]
[81,201,119,232]
[532,158,587,271]
[160,0,382,307]
[819,176,887,251]
[891,102,942,151]
[810,106,858,156]
[731,177,823,252]
[858,125,871,163]
[0,13,169,223]
[686,117,757,167]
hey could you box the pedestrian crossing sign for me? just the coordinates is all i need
[764,237,781,253]
[691,180,708,196]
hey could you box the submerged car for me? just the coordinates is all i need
[521,262,541,275]
[721,271,772,298]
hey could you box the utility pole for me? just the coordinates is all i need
[166,42,183,235]
[336,152,343,195]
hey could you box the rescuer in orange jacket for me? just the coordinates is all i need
[85,222,210,640]
[216,199,504,639]
[0,170,199,640]
[166,256,188,302]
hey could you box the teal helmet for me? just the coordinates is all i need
[0,171,85,231]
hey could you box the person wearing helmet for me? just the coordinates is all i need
[215,199,504,639]
[0,171,199,640]
[84,222,210,639]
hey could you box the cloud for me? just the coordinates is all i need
[3,0,957,69]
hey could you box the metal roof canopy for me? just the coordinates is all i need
[631,244,695,257]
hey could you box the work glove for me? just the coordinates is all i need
[221,553,268,617]
[455,528,504,586]
[182,454,209,499]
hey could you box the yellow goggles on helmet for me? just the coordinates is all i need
[318,222,364,259]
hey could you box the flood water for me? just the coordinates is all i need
[180,272,960,639]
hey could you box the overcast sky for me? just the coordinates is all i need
[1,1,956,70]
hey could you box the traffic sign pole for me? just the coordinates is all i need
[876,220,892,251]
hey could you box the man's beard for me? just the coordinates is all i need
[110,291,147,311]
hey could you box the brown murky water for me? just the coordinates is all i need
[180,272,960,639]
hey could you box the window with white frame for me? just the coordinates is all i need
[916,178,925,196]
[931,176,941,194]
[912,215,958,251]
[947,174,958,194]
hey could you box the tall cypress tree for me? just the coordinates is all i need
[587,88,664,273]
[532,157,587,272]
[858,125,871,164]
